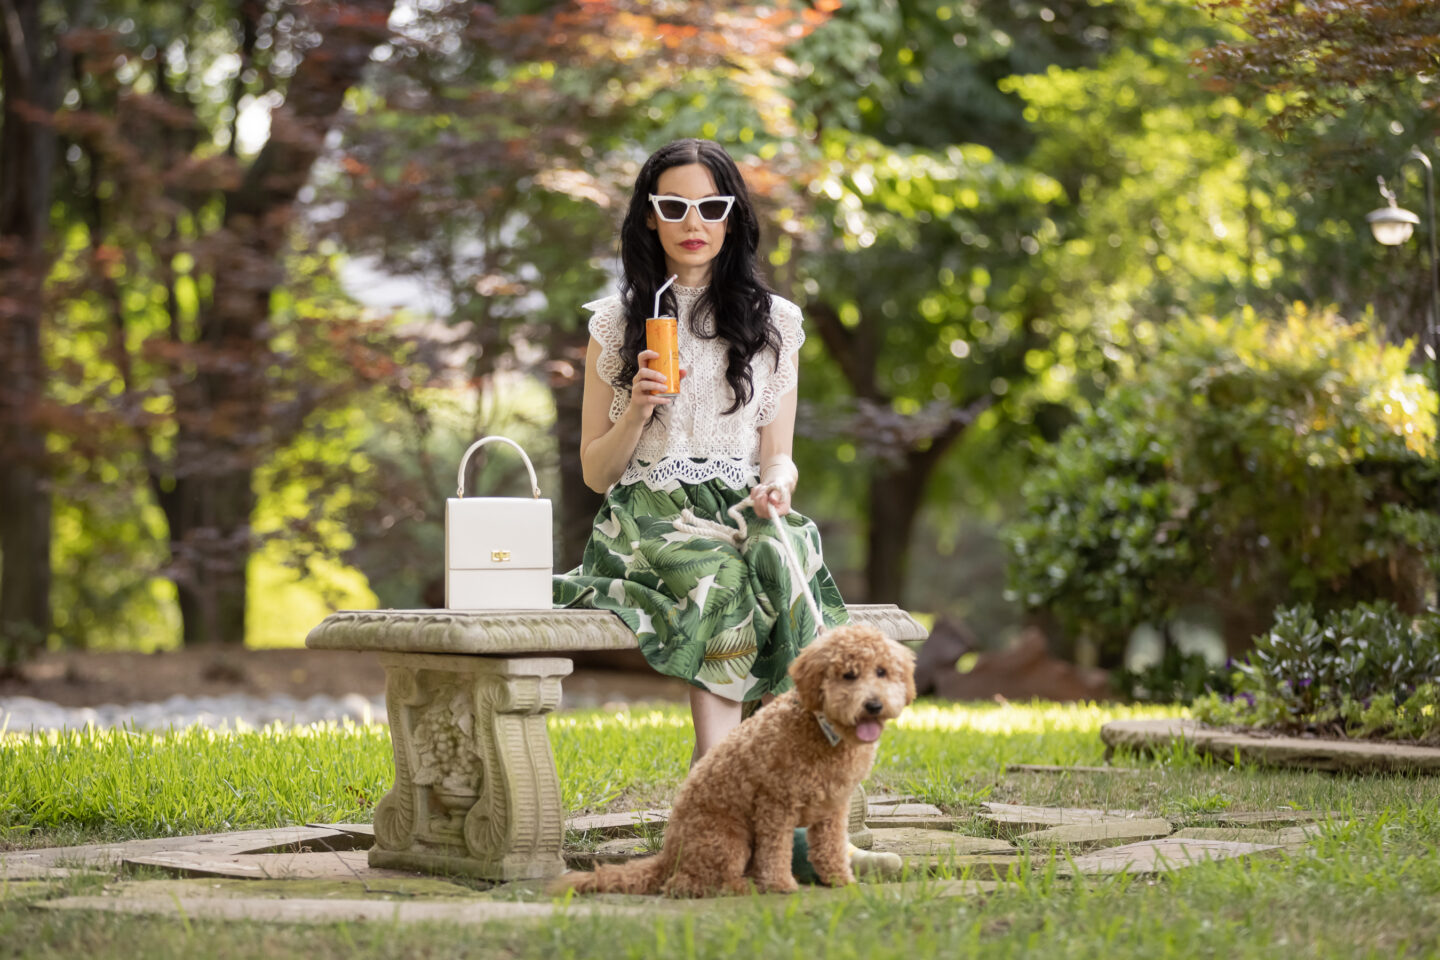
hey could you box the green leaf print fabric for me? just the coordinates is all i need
[552,476,850,703]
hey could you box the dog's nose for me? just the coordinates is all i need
[864,699,883,715]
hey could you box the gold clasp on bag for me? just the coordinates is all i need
[491,550,512,562]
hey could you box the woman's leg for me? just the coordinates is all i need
[689,687,744,766]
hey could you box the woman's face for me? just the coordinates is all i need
[645,163,730,285]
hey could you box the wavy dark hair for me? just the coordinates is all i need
[614,139,780,416]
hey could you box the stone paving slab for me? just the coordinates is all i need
[123,850,422,881]
[866,803,944,818]
[1,826,359,880]
[1171,825,1322,845]
[870,828,1016,858]
[106,876,483,902]
[978,803,1150,838]
[1101,718,1440,774]
[304,823,376,844]
[1197,809,1323,827]
[1063,838,1282,876]
[36,894,643,925]
[0,861,77,881]
[1013,818,1174,850]
[564,810,671,837]
[866,815,964,830]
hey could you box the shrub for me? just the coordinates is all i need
[1005,304,1440,664]
[1191,600,1440,741]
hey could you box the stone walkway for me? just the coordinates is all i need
[3,787,1334,927]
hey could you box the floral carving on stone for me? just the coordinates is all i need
[410,684,483,806]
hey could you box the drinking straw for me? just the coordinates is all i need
[654,274,677,317]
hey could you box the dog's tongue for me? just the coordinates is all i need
[855,720,883,743]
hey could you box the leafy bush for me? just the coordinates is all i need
[1005,304,1440,664]
[1192,600,1440,742]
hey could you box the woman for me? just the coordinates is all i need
[554,136,849,746]
[552,138,898,881]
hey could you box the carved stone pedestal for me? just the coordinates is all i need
[369,653,572,881]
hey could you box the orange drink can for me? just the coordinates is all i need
[645,316,680,397]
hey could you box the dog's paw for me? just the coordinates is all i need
[755,874,800,895]
[818,867,855,888]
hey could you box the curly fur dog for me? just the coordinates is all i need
[550,624,916,898]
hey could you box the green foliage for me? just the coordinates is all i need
[1006,304,1440,659]
[1192,600,1440,741]
[23,0,1440,656]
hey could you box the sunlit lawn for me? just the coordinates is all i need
[3,700,1438,958]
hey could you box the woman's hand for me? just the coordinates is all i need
[751,454,798,519]
[626,349,687,425]
[749,480,792,519]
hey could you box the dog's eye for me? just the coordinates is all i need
[842,670,858,681]
[876,667,887,678]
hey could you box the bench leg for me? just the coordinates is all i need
[370,652,573,882]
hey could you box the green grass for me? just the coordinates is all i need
[0,723,394,847]
[4,700,1440,957]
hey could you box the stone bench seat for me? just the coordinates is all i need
[306,605,927,882]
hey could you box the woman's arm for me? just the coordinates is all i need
[751,351,800,518]
[579,338,686,493]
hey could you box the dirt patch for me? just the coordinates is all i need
[0,646,688,708]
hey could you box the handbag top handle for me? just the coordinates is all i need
[456,436,543,499]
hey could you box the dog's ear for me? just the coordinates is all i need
[789,640,829,713]
[889,639,918,705]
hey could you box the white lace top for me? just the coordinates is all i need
[585,283,805,491]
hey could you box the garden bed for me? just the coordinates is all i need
[1101,717,1440,774]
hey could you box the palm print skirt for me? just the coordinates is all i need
[551,474,850,703]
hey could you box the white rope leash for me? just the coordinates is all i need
[671,497,826,642]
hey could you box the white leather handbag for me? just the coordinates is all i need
[445,436,553,610]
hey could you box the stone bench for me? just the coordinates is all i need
[306,605,928,882]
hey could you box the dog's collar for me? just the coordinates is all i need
[813,712,842,747]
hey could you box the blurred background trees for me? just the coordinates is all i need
[2,0,1437,682]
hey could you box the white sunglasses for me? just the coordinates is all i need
[649,194,735,223]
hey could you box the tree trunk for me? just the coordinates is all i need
[863,457,932,605]
[171,471,259,647]
[0,0,59,668]
[860,406,983,605]
[548,333,604,572]
[159,0,395,644]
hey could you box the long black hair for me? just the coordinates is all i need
[614,139,781,416]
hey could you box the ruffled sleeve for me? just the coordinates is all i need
[584,295,630,423]
[755,295,805,427]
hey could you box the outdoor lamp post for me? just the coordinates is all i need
[1367,147,1440,499]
